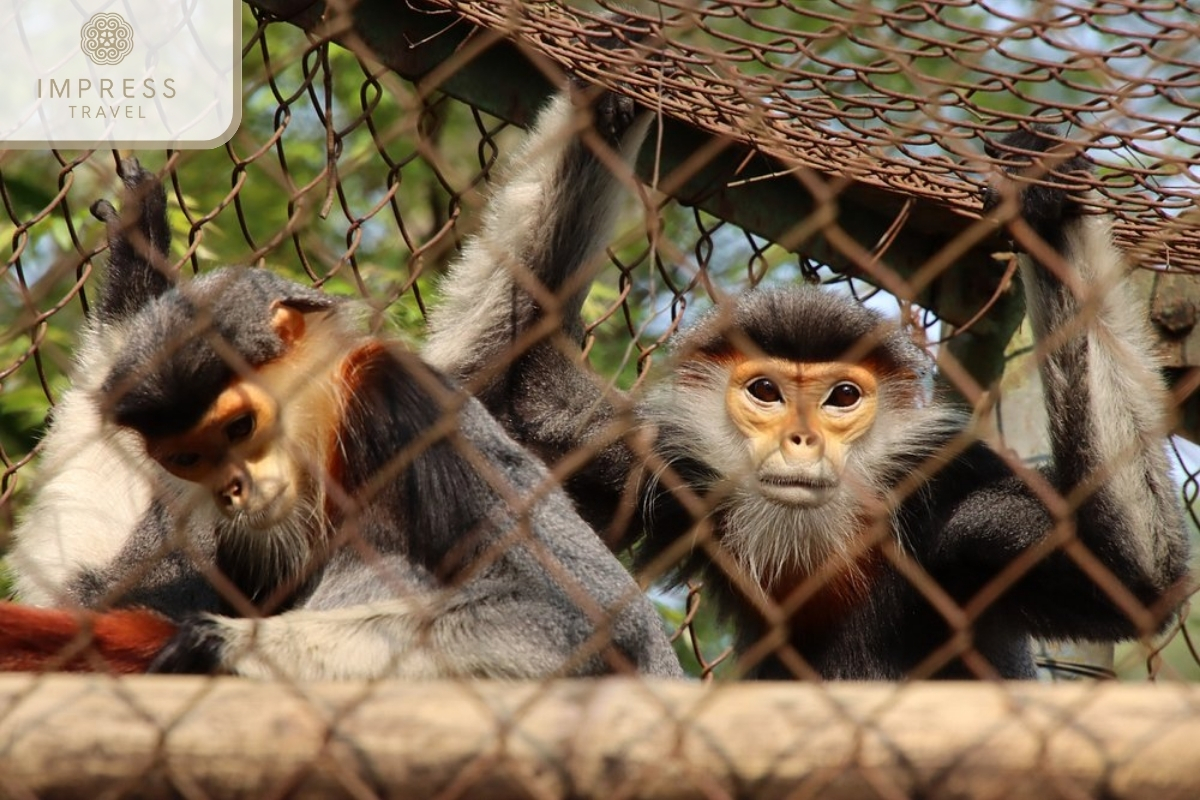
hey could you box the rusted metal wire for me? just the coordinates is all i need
[0,0,1196,725]
[432,0,1200,274]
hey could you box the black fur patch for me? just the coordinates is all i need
[146,614,224,674]
[982,124,1093,249]
[334,347,500,578]
[679,287,928,378]
[634,440,722,582]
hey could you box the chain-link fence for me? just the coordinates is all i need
[1,0,1199,795]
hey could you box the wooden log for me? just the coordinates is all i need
[0,675,1196,799]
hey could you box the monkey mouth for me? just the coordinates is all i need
[218,487,295,529]
[756,475,837,506]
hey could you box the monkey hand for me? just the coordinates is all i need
[589,90,640,148]
[567,72,640,147]
[567,14,659,146]
[146,614,225,675]
[982,125,1093,228]
[89,157,163,226]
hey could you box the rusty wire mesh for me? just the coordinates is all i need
[1,0,1200,793]
[447,0,1200,269]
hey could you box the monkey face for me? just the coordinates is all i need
[723,357,879,507]
[143,378,302,529]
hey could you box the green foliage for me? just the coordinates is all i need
[655,588,737,679]
[0,560,12,601]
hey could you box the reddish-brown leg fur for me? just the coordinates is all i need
[0,602,177,673]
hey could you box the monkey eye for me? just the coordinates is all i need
[746,378,783,404]
[823,382,863,409]
[165,452,201,469]
[224,413,256,443]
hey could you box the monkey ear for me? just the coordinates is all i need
[270,301,308,349]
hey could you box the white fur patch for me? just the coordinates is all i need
[7,321,158,605]
[424,92,652,373]
[1024,214,1177,572]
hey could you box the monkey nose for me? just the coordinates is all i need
[219,475,246,508]
[787,430,821,449]
[782,429,824,462]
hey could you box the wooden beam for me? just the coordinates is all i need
[0,675,1197,799]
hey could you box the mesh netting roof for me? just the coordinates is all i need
[425,0,1200,272]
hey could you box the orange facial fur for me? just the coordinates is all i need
[725,356,878,475]
[146,379,280,484]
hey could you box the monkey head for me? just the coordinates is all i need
[659,287,933,512]
[98,267,349,533]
